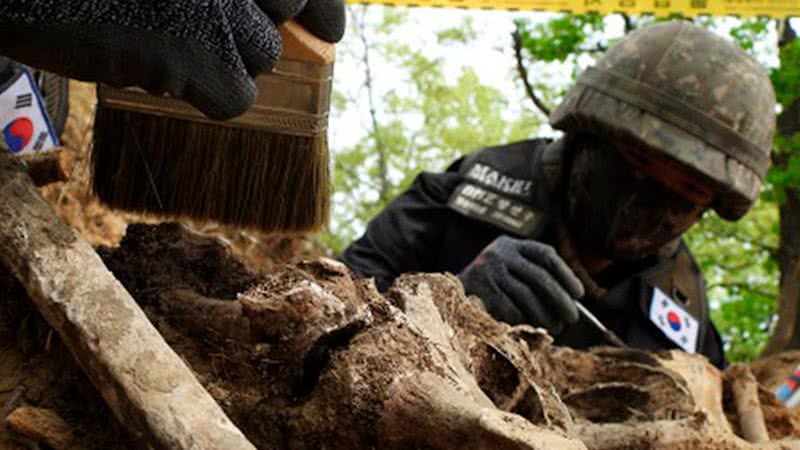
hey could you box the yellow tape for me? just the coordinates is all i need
[351,0,800,18]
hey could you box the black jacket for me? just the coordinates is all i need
[340,138,728,369]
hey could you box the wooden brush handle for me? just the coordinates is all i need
[279,21,336,64]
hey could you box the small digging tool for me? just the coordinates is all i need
[575,301,629,348]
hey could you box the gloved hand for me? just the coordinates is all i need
[458,235,584,335]
[0,0,346,121]
[257,0,346,43]
[294,0,346,43]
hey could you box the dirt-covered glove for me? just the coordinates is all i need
[458,235,584,335]
[0,0,344,120]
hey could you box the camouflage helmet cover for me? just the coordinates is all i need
[550,21,776,220]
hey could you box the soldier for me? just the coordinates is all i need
[340,21,776,369]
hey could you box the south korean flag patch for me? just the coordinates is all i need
[0,68,58,156]
[649,287,699,353]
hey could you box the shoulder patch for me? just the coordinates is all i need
[0,68,58,155]
[648,287,699,353]
[463,162,534,198]
[447,182,542,236]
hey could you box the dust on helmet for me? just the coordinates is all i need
[550,21,776,220]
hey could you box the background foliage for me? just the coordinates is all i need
[326,8,800,361]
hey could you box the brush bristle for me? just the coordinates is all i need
[92,107,330,233]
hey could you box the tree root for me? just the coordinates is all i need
[0,152,255,450]
[727,363,770,443]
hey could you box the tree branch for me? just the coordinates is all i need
[355,5,391,203]
[402,129,426,172]
[511,29,551,118]
[706,282,775,299]
[576,43,608,53]
[712,261,762,273]
[621,13,634,34]
[334,160,381,193]
[740,241,780,259]
[778,18,796,47]
[698,228,779,260]
[759,20,800,357]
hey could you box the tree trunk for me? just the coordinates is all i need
[761,181,800,356]
[761,20,800,357]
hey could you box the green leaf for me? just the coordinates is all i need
[729,18,770,52]
[515,14,605,63]
[772,39,800,108]
[436,17,478,45]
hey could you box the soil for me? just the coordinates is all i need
[0,223,323,450]
[3,80,800,450]
[0,79,337,450]
[0,223,434,449]
[4,223,800,449]
[0,269,129,450]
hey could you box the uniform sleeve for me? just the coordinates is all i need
[702,321,729,369]
[338,161,464,291]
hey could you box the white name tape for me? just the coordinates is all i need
[0,68,58,156]
[649,287,699,353]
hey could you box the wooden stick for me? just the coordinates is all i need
[0,151,256,450]
[5,407,73,450]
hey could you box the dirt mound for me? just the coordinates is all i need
[3,224,800,449]
[0,270,128,450]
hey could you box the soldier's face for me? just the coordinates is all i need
[564,138,708,261]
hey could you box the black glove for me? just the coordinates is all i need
[295,0,346,43]
[0,0,346,121]
[256,0,346,43]
[458,235,584,334]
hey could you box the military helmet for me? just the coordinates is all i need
[550,21,776,220]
